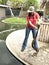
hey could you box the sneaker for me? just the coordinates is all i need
[32,52,38,56]
[21,48,25,52]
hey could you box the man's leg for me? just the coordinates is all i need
[21,27,30,52]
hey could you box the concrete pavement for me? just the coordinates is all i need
[6,29,49,65]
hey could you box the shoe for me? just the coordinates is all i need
[21,48,25,52]
[32,52,38,56]
[32,52,38,57]
[32,49,39,57]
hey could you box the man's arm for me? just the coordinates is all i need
[29,21,38,30]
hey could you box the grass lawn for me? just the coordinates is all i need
[4,17,26,24]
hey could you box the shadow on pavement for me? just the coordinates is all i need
[0,40,25,65]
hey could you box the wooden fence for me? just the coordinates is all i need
[37,22,49,43]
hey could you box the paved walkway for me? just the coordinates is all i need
[6,29,49,65]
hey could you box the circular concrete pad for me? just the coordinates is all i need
[6,29,49,65]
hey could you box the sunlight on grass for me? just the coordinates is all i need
[4,17,26,24]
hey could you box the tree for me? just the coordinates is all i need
[2,0,7,4]
[0,0,2,4]
[7,0,14,17]
[0,0,7,4]
[24,0,40,10]
[40,0,49,19]
[6,0,26,7]
[6,0,26,17]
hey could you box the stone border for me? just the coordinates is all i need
[0,29,16,40]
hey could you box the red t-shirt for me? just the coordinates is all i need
[26,12,39,28]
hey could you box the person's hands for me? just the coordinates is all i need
[35,26,38,30]
[29,21,38,30]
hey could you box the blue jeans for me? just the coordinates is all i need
[22,27,38,50]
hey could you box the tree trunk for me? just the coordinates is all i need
[19,8,26,17]
[9,7,14,17]
[43,1,49,20]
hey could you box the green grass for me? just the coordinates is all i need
[4,17,26,24]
